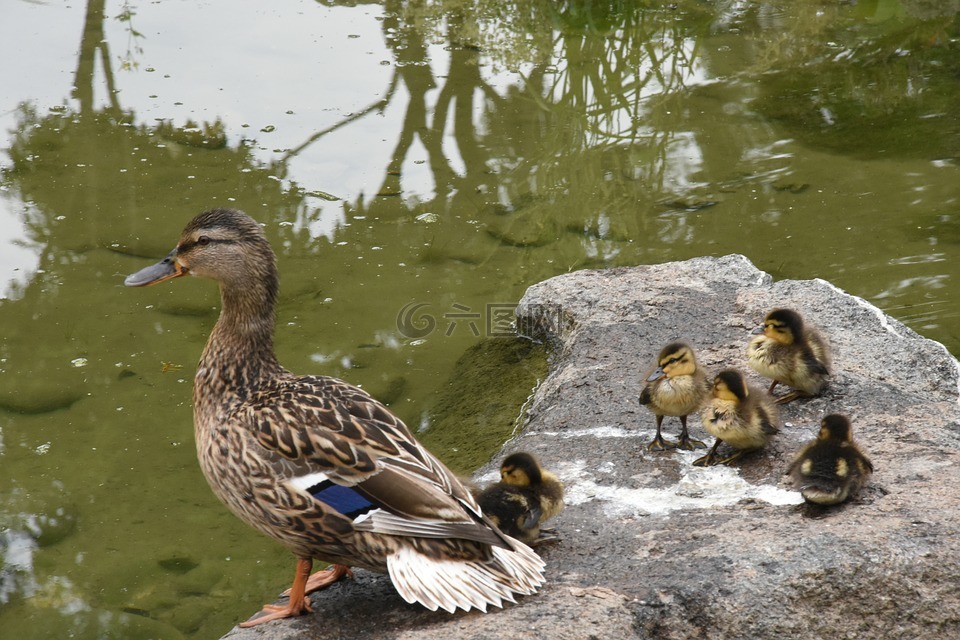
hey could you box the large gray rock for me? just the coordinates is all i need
[223,255,960,639]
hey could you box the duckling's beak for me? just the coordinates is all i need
[646,366,666,382]
[124,249,188,287]
[750,325,764,335]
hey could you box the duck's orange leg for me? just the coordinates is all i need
[287,563,352,596]
[239,557,314,628]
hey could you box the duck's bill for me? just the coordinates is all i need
[124,250,187,287]
[646,366,665,382]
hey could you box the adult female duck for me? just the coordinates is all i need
[125,209,544,626]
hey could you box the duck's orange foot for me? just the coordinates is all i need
[283,563,353,597]
[240,556,326,628]
[239,597,313,628]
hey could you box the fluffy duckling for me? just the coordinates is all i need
[748,308,831,404]
[638,342,709,451]
[693,369,779,467]
[787,414,874,505]
[476,452,564,546]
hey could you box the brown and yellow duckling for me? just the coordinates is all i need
[125,209,544,626]
[748,308,831,404]
[476,452,564,546]
[787,414,873,505]
[693,369,779,467]
[638,342,709,451]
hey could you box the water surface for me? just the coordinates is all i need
[2,1,960,637]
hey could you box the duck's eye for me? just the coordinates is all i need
[197,235,211,246]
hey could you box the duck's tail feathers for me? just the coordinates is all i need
[386,540,545,613]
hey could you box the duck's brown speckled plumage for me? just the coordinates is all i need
[126,208,544,626]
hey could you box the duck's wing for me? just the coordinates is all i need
[786,441,816,476]
[800,338,831,375]
[241,374,511,549]
[756,402,779,435]
[805,328,832,370]
[847,447,875,475]
[476,486,538,535]
[638,384,653,405]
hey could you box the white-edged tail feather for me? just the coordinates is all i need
[386,540,545,613]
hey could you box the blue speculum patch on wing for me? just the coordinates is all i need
[308,479,377,519]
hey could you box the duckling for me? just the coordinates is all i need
[787,414,873,505]
[748,308,831,404]
[476,452,564,546]
[693,369,779,467]
[638,342,709,451]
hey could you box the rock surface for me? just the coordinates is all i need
[222,255,960,640]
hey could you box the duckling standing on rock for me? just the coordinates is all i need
[693,369,779,467]
[476,452,565,546]
[787,414,874,505]
[125,209,544,627]
[638,342,709,451]
[748,308,831,404]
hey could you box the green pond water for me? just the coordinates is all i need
[2,0,960,637]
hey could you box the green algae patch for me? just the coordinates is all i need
[420,337,548,474]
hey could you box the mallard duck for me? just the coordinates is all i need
[124,209,544,627]
[747,308,831,404]
[787,414,874,505]
[475,452,564,546]
[638,342,709,451]
[693,369,779,467]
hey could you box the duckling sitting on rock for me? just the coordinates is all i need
[694,369,779,467]
[787,414,874,505]
[748,308,831,404]
[638,342,709,451]
[476,452,564,546]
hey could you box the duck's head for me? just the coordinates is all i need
[818,414,853,443]
[499,452,543,487]
[712,369,748,403]
[646,342,698,382]
[124,209,276,291]
[752,308,804,345]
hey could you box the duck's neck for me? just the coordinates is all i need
[196,273,284,405]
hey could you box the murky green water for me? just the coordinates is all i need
[2,0,960,637]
